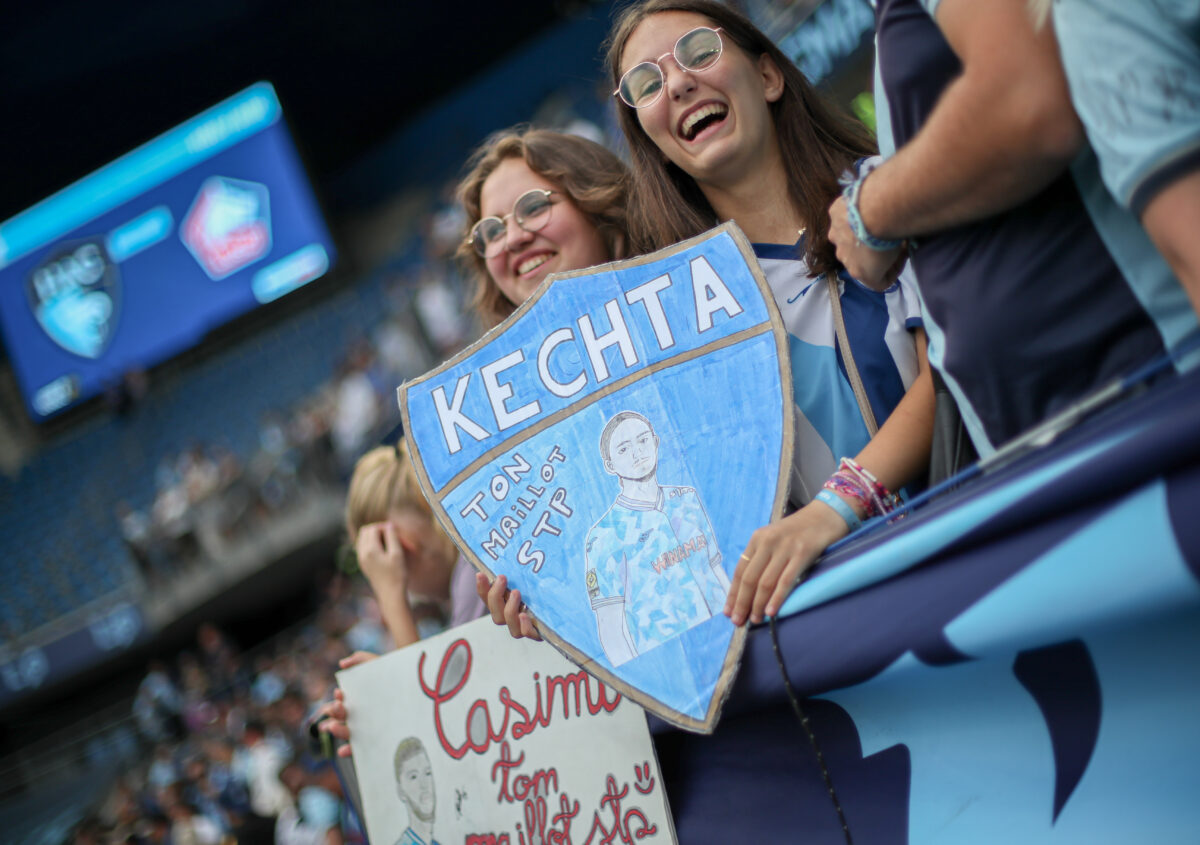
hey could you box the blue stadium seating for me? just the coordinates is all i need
[0,267,406,645]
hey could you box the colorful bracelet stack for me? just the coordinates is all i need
[818,457,902,532]
[841,167,904,252]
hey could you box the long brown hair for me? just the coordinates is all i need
[605,0,875,276]
[455,127,631,329]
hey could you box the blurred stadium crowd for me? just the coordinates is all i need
[0,59,625,845]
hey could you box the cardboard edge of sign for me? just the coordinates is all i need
[397,221,795,734]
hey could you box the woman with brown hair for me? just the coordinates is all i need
[454,126,630,329]
[320,127,634,749]
[353,127,635,644]
[607,0,935,625]
[455,127,638,639]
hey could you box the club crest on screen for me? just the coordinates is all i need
[25,239,121,360]
[180,176,273,280]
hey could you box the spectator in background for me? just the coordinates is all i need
[147,744,180,791]
[330,350,382,473]
[238,718,293,821]
[252,653,288,707]
[826,0,1198,463]
[165,798,222,845]
[117,501,156,584]
[134,660,184,743]
[196,621,243,697]
[342,593,389,656]
[343,439,483,647]
[276,761,344,845]
[412,266,470,356]
[202,736,254,821]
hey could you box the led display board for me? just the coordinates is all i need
[0,82,336,420]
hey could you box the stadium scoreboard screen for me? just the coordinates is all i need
[0,82,337,421]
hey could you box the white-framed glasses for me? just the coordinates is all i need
[467,189,558,257]
[615,26,724,109]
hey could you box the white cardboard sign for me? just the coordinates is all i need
[338,617,677,845]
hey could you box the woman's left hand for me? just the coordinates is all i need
[724,499,851,625]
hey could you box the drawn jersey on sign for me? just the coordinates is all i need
[585,411,728,665]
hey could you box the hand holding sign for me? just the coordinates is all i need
[477,572,542,641]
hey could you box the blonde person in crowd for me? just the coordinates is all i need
[317,437,480,752]
[344,439,484,646]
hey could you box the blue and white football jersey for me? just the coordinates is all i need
[585,486,725,658]
[754,240,922,505]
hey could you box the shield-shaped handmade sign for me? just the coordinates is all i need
[399,223,793,732]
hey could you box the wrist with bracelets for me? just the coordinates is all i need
[818,457,902,532]
[841,167,903,253]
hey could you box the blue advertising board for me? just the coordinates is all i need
[0,82,336,420]
[400,224,793,732]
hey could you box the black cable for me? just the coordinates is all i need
[769,609,854,845]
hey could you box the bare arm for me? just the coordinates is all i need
[595,603,637,666]
[726,331,934,624]
[863,0,1083,236]
[1141,171,1200,319]
[849,329,936,493]
[355,522,419,648]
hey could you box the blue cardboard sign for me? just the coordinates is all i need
[399,224,793,732]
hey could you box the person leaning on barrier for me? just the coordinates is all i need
[826,0,1198,465]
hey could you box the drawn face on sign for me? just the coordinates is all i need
[604,415,659,482]
[396,749,436,822]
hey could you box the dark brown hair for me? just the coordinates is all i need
[605,0,876,276]
[455,127,631,329]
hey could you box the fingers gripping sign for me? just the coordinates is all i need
[724,500,851,625]
[475,572,542,641]
[318,652,381,758]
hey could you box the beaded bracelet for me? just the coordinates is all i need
[823,472,873,516]
[838,457,902,515]
[841,169,903,253]
[824,468,887,518]
[814,489,862,533]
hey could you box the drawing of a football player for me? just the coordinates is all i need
[584,411,730,666]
